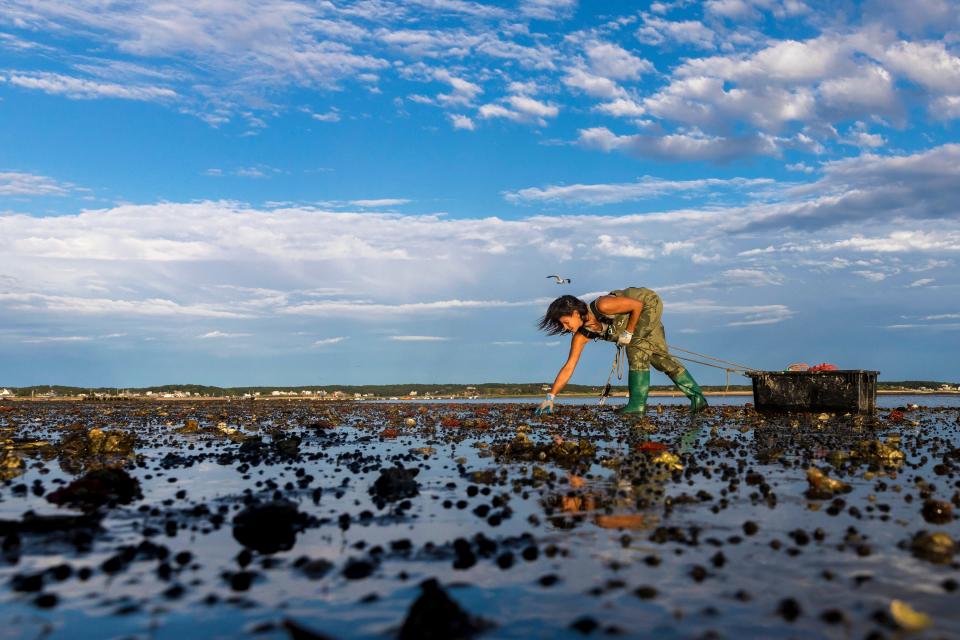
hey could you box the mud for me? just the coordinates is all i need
[0,400,957,639]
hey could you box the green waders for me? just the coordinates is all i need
[616,369,649,416]
[590,287,708,416]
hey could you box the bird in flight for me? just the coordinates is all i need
[546,275,571,284]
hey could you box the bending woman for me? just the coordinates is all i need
[535,287,707,416]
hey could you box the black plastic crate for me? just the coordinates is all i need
[747,370,878,414]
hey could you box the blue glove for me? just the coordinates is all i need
[535,393,556,415]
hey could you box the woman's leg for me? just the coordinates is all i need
[647,324,708,414]
[618,345,650,415]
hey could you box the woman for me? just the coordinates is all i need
[535,287,707,416]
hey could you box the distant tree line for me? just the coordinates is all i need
[3,379,955,398]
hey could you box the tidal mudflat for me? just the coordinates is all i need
[0,400,957,639]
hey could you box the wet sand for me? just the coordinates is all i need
[0,400,957,639]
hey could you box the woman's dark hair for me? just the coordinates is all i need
[538,295,588,335]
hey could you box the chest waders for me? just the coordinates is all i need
[581,288,708,416]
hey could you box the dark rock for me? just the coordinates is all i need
[0,511,102,535]
[921,500,953,524]
[910,530,957,564]
[300,558,334,580]
[34,593,58,608]
[570,616,598,634]
[282,618,336,640]
[634,586,657,599]
[46,468,142,511]
[230,570,256,591]
[399,578,490,640]
[273,436,302,458]
[369,467,420,508]
[777,598,802,622]
[232,501,305,554]
[343,559,375,580]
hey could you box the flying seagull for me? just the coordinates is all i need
[546,275,572,284]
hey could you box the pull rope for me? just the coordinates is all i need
[598,345,624,406]
[666,344,755,373]
[598,340,759,401]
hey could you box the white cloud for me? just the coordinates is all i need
[435,69,483,106]
[932,95,960,120]
[882,41,960,95]
[2,71,177,101]
[0,171,76,196]
[636,16,717,49]
[909,278,935,287]
[198,331,252,338]
[563,68,626,99]
[668,299,794,326]
[852,270,888,282]
[832,232,960,253]
[727,144,960,232]
[312,109,341,122]
[349,198,411,207]
[519,0,577,20]
[282,298,545,317]
[20,335,94,344]
[0,292,247,318]
[235,167,267,178]
[205,166,278,178]
[449,113,476,130]
[504,176,773,205]
[818,65,897,115]
[887,323,960,330]
[578,126,777,162]
[479,96,558,126]
[585,41,653,80]
[839,122,886,149]
[406,0,508,19]
[313,336,347,346]
[594,98,646,117]
[597,234,655,259]
[506,95,558,118]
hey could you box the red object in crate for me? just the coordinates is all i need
[809,363,839,372]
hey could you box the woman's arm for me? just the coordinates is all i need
[549,331,589,395]
[595,295,644,333]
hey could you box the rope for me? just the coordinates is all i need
[598,339,758,400]
[666,344,755,373]
[598,345,624,406]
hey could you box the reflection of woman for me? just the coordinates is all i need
[535,287,707,417]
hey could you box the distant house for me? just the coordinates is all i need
[409,391,418,396]
[0,388,12,397]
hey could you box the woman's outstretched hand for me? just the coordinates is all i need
[535,393,556,415]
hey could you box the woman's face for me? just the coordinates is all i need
[559,311,583,333]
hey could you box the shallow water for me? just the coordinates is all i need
[0,400,957,639]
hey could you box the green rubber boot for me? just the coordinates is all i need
[616,369,650,416]
[669,369,708,414]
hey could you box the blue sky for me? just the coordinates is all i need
[1,0,959,387]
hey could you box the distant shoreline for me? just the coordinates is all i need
[3,389,959,402]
